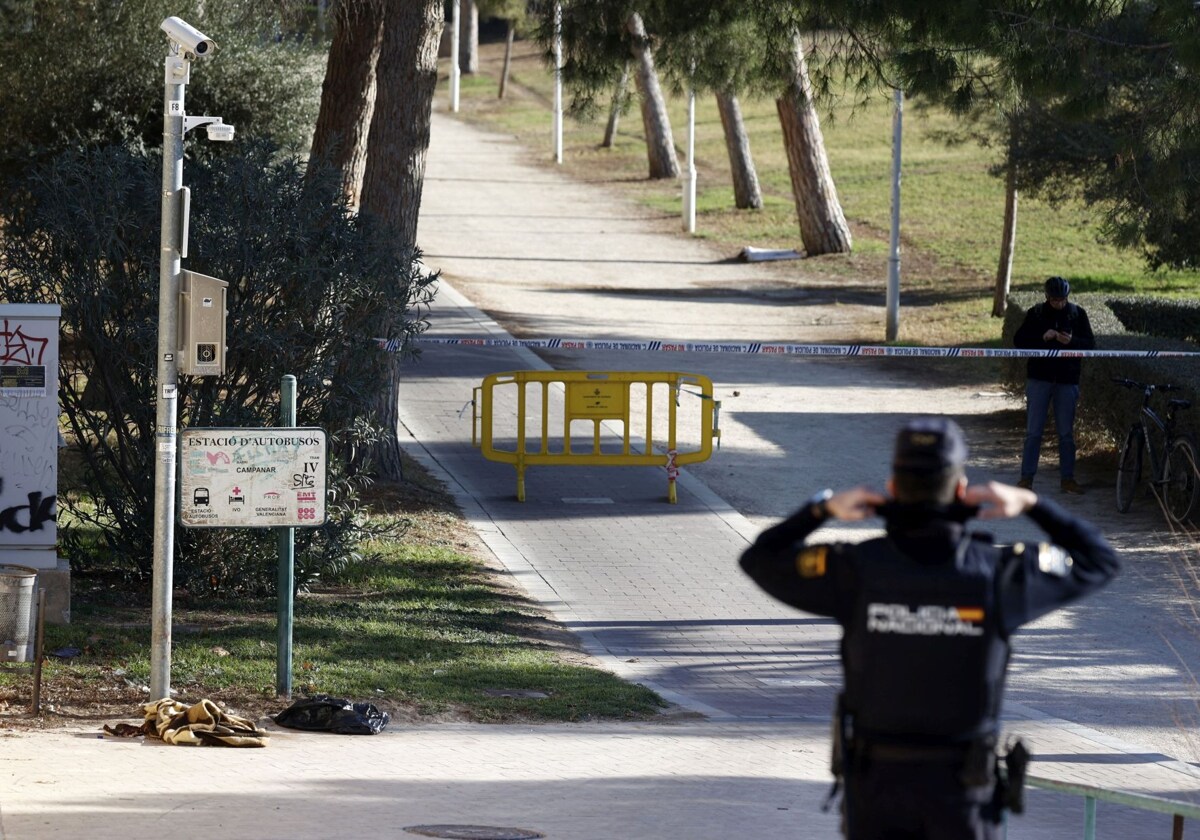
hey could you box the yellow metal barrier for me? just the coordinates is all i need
[472,371,720,502]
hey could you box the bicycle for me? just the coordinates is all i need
[1113,378,1199,525]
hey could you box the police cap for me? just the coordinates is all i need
[893,417,969,473]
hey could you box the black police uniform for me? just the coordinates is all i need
[738,428,1120,840]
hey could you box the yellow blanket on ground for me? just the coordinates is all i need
[143,698,269,747]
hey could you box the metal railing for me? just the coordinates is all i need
[1014,774,1200,839]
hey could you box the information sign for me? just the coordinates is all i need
[567,381,626,418]
[179,428,327,528]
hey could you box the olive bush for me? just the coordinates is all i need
[0,0,320,181]
[0,141,437,598]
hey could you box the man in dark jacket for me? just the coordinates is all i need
[739,417,1119,840]
[1013,276,1095,494]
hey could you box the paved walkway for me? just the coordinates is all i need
[3,112,1199,840]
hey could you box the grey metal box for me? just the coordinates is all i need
[178,269,228,376]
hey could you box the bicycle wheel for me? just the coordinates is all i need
[1116,427,1144,513]
[1164,435,1199,524]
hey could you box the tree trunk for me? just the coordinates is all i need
[361,0,443,247]
[359,0,444,479]
[993,165,1018,318]
[626,13,679,179]
[775,35,852,255]
[716,91,762,210]
[459,0,478,74]
[308,0,383,206]
[602,62,630,148]
[498,19,515,99]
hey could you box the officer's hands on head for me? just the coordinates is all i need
[962,481,1037,520]
[821,482,1035,522]
[826,487,889,521]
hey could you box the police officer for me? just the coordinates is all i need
[738,417,1119,840]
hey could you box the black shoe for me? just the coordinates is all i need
[1061,478,1085,495]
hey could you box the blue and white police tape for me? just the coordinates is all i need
[377,337,1200,359]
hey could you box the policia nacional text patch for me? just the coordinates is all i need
[796,546,827,578]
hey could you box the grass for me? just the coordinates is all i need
[0,458,666,728]
[446,39,1200,350]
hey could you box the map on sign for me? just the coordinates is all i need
[179,428,327,528]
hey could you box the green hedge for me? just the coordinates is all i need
[1105,296,1200,344]
[1001,293,1200,447]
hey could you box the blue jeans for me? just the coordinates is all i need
[1022,379,1079,480]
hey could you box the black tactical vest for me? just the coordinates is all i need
[841,536,1012,744]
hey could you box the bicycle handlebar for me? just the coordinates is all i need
[1110,377,1180,393]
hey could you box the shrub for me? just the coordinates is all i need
[0,0,320,181]
[0,142,437,599]
[1105,297,1200,345]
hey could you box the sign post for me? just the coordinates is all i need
[177,418,327,701]
[276,375,296,697]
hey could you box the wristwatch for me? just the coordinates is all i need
[807,488,834,520]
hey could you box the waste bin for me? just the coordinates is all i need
[0,565,37,663]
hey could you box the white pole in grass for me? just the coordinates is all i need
[886,88,903,342]
[553,2,563,164]
[684,84,696,233]
[451,0,461,112]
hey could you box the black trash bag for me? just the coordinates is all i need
[273,693,390,735]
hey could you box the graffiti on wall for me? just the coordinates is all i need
[0,313,58,549]
[0,478,56,533]
[1,319,49,365]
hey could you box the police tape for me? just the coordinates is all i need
[379,337,1200,359]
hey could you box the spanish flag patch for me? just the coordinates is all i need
[796,546,827,578]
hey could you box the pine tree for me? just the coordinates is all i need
[309,0,383,205]
[541,1,852,254]
[309,0,446,478]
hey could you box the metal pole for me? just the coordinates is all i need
[451,0,461,112]
[684,86,696,233]
[1084,796,1097,840]
[885,87,903,343]
[276,375,296,698]
[150,51,189,702]
[553,2,563,164]
[31,587,45,714]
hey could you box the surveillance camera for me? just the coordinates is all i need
[206,122,235,142]
[161,16,216,58]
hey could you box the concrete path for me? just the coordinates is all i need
[0,719,1193,840]
[410,112,1200,748]
[3,111,1199,840]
